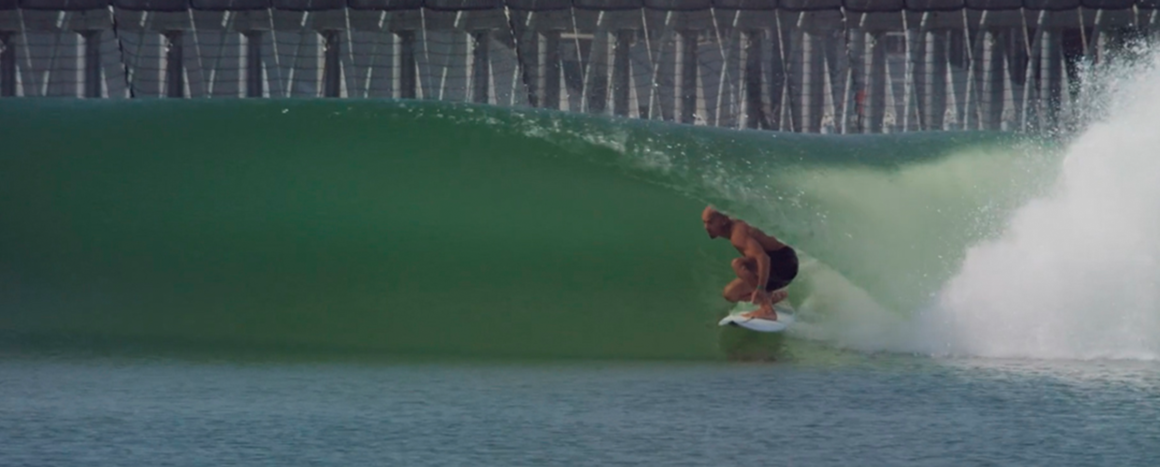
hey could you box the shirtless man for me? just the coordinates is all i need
[701,206,799,320]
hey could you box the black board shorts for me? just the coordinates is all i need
[764,246,799,292]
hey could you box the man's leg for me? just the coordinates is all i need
[739,259,782,320]
[742,296,778,320]
[723,257,759,302]
[723,278,755,303]
[742,288,787,320]
[724,257,774,320]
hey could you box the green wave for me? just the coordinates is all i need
[0,99,1057,360]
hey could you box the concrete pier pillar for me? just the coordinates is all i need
[906,28,924,131]
[677,29,697,124]
[785,28,804,132]
[520,29,539,107]
[966,29,983,130]
[924,29,947,130]
[821,30,844,132]
[1007,27,1027,85]
[947,29,970,129]
[0,32,12,97]
[768,26,787,130]
[82,30,101,98]
[867,31,886,133]
[1006,27,1027,128]
[802,31,824,133]
[322,30,341,98]
[846,29,865,133]
[1062,28,1083,112]
[471,30,489,104]
[744,29,763,129]
[585,32,609,114]
[244,31,263,98]
[397,31,416,99]
[1040,28,1063,130]
[541,30,561,110]
[164,31,185,98]
[982,29,1005,130]
[612,30,631,117]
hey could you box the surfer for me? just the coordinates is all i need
[701,206,799,321]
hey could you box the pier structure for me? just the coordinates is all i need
[0,0,1154,133]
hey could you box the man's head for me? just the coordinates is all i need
[701,205,732,239]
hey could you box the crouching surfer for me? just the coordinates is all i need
[701,206,799,321]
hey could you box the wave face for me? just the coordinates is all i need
[0,99,1044,360]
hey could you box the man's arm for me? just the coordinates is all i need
[744,237,771,295]
[732,223,773,304]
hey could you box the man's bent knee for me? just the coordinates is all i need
[723,280,750,302]
[731,257,756,277]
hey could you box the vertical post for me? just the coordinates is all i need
[164,31,184,98]
[846,28,865,133]
[1061,28,1083,113]
[1007,27,1027,86]
[768,25,786,130]
[1007,27,1027,129]
[677,29,697,124]
[322,30,340,98]
[585,31,608,114]
[522,28,539,107]
[867,31,886,133]
[967,28,984,130]
[907,27,925,131]
[1041,28,1062,131]
[803,31,823,133]
[612,29,631,117]
[786,27,804,132]
[823,29,846,133]
[983,29,1005,130]
[397,30,416,99]
[471,30,489,104]
[925,29,947,130]
[744,29,763,129]
[244,31,263,97]
[948,29,965,68]
[1021,13,1046,132]
[82,30,101,98]
[541,30,561,110]
[0,32,12,97]
[948,28,967,128]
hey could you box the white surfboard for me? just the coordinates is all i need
[718,302,796,333]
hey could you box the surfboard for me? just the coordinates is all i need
[718,302,795,333]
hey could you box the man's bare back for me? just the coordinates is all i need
[727,221,788,257]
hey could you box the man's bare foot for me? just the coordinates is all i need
[741,306,778,321]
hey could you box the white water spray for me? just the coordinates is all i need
[914,45,1160,360]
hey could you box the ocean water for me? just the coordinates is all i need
[6,40,1160,467]
[2,353,1158,466]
